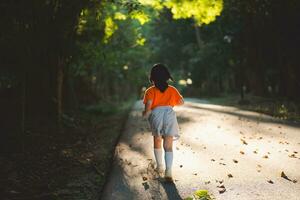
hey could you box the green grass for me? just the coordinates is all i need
[206,94,300,122]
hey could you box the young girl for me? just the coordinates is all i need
[142,63,184,182]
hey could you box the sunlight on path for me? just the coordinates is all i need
[102,99,300,200]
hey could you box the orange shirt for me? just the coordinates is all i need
[143,85,183,110]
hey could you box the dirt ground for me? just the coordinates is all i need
[1,108,129,200]
[101,99,300,200]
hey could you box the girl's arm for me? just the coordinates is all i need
[142,100,152,117]
[177,98,184,106]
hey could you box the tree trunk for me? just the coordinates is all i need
[194,24,203,49]
[21,68,26,151]
[57,57,64,131]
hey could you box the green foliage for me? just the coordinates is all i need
[164,0,223,25]
[194,190,212,199]
[184,189,212,200]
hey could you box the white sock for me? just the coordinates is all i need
[154,148,163,168]
[165,151,173,173]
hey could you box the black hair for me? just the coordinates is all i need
[150,63,174,92]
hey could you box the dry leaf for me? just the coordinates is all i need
[281,171,291,181]
[240,139,248,145]
[263,155,268,159]
[233,159,238,163]
[289,154,297,158]
[218,188,226,194]
[228,174,233,178]
[267,180,274,184]
[240,151,245,155]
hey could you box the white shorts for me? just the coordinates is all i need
[148,106,180,139]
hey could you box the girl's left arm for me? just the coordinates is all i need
[142,100,152,117]
[177,98,184,106]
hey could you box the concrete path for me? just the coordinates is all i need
[101,99,300,200]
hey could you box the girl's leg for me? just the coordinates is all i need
[163,136,173,179]
[153,136,163,170]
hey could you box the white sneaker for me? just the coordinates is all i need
[165,169,173,182]
[155,165,164,174]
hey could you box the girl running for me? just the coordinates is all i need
[142,63,184,182]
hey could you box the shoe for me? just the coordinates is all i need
[155,165,164,174]
[165,169,173,182]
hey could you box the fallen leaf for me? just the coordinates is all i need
[289,154,297,158]
[233,159,238,163]
[294,151,298,154]
[240,151,245,155]
[218,188,226,194]
[253,150,258,154]
[280,171,296,183]
[281,171,289,179]
[228,174,233,178]
[142,182,150,190]
[240,139,248,145]
[211,159,215,162]
[267,180,274,184]
[262,155,268,159]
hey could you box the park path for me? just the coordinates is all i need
[101,99,300,200]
